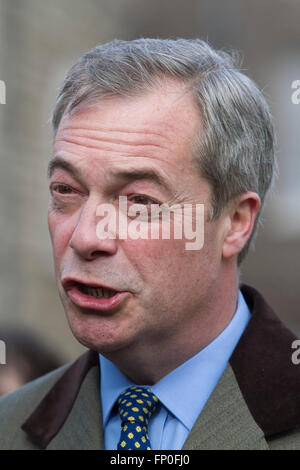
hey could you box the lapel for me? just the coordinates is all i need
[47,365,104,450]
[232,285,300,437]
[21,349,104,450]
[182,365,269,450]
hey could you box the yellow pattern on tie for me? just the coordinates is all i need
[117,386,159,450]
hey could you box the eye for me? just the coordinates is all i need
[128,195,157,205]
[50,183,75,195]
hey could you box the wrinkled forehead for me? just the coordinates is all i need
[55,80,202,148]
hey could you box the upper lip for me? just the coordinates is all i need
[62,277,121,292]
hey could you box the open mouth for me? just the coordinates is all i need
[62,279,126,311]
[77,284,117,299]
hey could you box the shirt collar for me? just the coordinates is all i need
[99,290,250,430]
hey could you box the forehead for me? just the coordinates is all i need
[54,81,202,162]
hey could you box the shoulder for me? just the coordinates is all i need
[232,285,300,448]
[0,363,71,449]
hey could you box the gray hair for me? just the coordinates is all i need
[52,38,276,263]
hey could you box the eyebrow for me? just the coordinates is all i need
[48,156,171,193]
[110,168,171,192]
[48,156,82,181]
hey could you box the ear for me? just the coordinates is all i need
[222,192,261,260]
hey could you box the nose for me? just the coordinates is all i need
[69,198,118,260]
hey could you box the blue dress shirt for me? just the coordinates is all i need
[99,290,251,450]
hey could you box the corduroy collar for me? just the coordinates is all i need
[230,284,300,437]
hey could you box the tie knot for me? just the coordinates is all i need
[117,386,159,426]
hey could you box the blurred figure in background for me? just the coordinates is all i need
[0,327,63,397]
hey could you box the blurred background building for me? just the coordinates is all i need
[0,0,299,368]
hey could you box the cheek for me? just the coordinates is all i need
[122,236,207,284]
[48,211,74,261]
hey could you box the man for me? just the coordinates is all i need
[0,38,299,450]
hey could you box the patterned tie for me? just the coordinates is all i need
[117,385,159,450]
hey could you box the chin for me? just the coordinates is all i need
[65,310,134,355]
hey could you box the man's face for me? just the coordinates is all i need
[48,81,227,360]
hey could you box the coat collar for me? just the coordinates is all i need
[21,284,300,448]
[21,348,100,449]
[230,284,300,437]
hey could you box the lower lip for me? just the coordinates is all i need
[66,286,128,312]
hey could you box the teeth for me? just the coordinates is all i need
[81,285,116,299]
[89,287,103,298]
[103,289,109,299]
